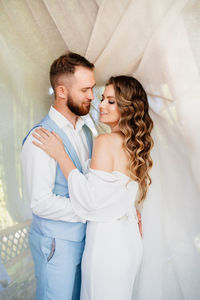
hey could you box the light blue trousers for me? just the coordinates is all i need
[29,228,85,300]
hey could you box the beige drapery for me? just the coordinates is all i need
[0,0,200,298]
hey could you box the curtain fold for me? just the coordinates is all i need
[42,0,98,54]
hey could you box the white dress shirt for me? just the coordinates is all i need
[21,106,89,222]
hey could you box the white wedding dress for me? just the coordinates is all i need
[68,167,142,300]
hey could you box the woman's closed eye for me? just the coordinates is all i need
[100,97,115,104]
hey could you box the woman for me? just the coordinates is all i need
[33,75,154,300]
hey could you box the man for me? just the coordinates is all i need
[21,52,95,300]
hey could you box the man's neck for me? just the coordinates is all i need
[53,104,78,128]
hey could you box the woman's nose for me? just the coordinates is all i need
[99,100,106,109]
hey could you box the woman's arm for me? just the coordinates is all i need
[33,128,115,177]
[32,128,76,180]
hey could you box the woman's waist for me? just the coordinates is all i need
[86,208,138,227]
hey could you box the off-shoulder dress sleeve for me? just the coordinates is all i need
[68,168,138,222]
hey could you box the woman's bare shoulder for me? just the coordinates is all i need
[90,133,125,172]
[90,134,115,172]
[95,132,123,144]
[93,133,114,157]
[94,133,112,142]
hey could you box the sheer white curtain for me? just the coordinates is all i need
[0,0,199,298]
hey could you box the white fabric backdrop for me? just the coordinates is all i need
[0,0,199,298]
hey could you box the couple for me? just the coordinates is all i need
[21,52,153,300]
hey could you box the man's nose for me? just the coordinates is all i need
[87,89,94,100]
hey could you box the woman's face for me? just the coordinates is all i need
[99,84,121,127]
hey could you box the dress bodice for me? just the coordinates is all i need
[68,166,138,222]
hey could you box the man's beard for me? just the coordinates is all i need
[67,93,90,116]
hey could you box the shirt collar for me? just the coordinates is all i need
[48,106,85,131]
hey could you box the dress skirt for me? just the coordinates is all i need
[80,216,143,300]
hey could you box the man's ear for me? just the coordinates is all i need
[55,85,67,99]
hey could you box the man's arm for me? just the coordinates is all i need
[21,131,84,222]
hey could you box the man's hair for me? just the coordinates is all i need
[50,52,94,91]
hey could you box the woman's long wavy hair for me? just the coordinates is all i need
[106,76,154,206]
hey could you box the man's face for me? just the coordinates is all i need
[67,66,96,116]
